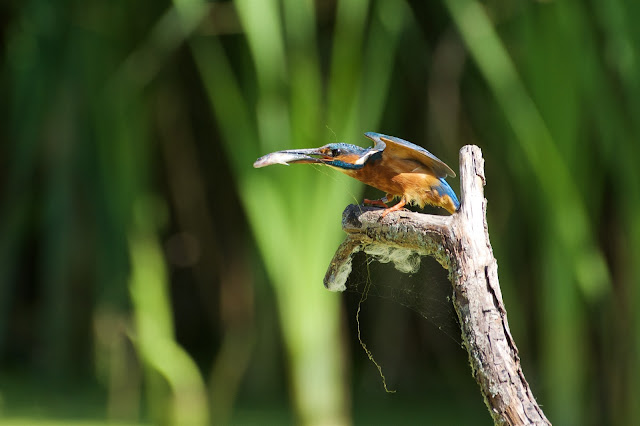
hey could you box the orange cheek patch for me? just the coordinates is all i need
[336,153,361,164]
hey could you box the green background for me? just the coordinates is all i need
[1,0,638,425]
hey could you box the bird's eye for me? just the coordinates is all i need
[331,148,341,157]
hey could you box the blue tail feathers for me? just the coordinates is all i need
[435,178,460,211]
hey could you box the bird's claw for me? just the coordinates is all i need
[363,198,388,208]
[378,197,408,219]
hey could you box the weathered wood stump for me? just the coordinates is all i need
[324,145,550,425]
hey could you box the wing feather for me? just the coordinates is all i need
[364,132,456,178]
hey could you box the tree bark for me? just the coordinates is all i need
[324,145,550,425]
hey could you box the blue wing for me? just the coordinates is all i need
[364,132,456,178]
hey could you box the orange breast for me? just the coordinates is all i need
[335,155,455,211]
[345,156,430,196]
[340,162,405,195]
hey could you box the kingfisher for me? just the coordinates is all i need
[253,132,460,215]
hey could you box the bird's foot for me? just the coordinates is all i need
[363,197,388,208]
[380,198,408,219]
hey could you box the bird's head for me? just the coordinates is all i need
[253,143,379,170]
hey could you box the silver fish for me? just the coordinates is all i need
[253,149,324,168]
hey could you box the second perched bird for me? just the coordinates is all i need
[253,132,460,215]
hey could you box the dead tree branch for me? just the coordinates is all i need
[324,145,550,426]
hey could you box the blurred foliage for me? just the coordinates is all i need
[1,0,639,425]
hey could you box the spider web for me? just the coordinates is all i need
[337,247,463,392]
[344,250,462,345]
